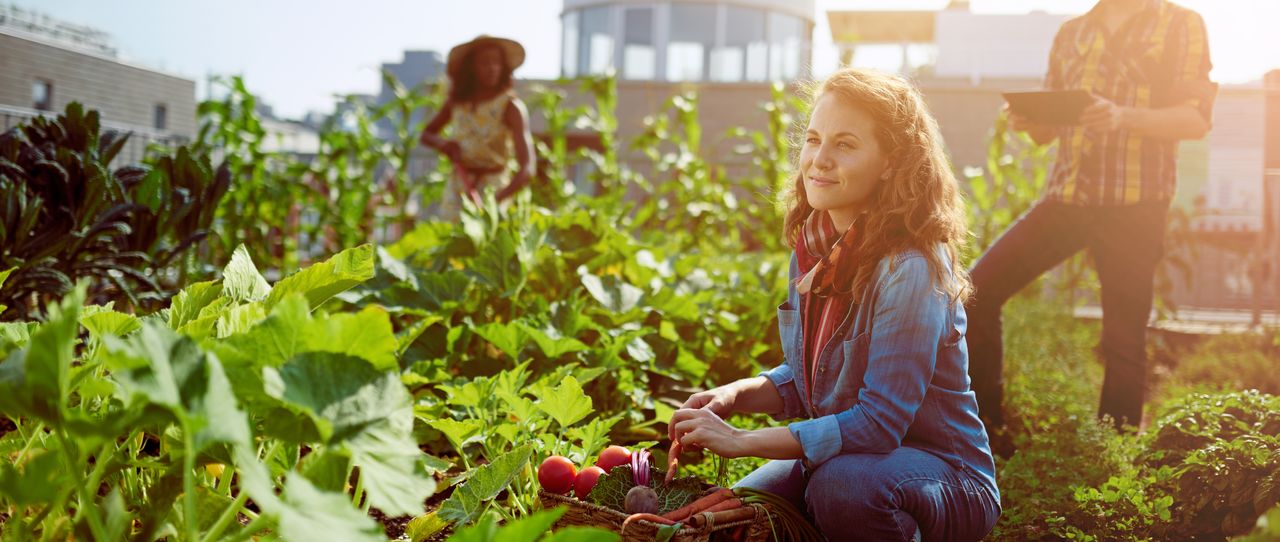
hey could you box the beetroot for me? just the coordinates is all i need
[625,485,660,515]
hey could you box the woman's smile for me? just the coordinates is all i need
[806,175,839,188]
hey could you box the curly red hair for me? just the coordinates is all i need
[783,68,972,303]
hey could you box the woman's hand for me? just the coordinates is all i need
[680,385,738,417]
[669,408,746,458]
[669,385,738,442]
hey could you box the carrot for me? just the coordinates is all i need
[620,513,676,535]
[665,440,682,483]
[698,497,743,514]
[661,487,735,521]
[687,501,753,529]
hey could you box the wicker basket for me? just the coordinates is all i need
[538,490,777,542]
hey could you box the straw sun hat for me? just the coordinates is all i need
[446,35,526,77]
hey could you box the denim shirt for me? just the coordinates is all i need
[760,245,999,496]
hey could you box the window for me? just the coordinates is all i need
[768,13,807,81]
[713,7,767,82]
[667,3,716,82]
[562,11,579,77]
[622,7,655,80]
[154,104,167,131]
[33,79,52,110]
[579,6,614,76]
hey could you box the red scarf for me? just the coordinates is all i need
[796,211,864,411]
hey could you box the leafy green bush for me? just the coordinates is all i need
[1141,391,1280,539]
[0,103,228,319]
[1154,333,1280,402]
[0,245,437,541]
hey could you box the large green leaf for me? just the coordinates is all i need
[580,272,643,313]
[438,445,534,525]
[377,245,419,289]
[264,244,376,311]
[472,321,524,360]
[103,322,251,453]
[0,322,37,356]
[534,375,593,429]
[567,415,620,463]
[468,228,526,297]
[263,352,410,443]
[427,418,485,453]
[0,284,84,425]
[214,301,266,338]
[222,245,271,303]
[218,295,399,373]
[346,409,438,516]
[407,511,452,542]
[310,306,400,371]
[277,475,384,542]
[519,323,588,359]
[80,305,142,339]
[298,448,352,493]
[215,295,310,371]
[168,280,224,329]
[0,266,13,314]
[414,270,473,310]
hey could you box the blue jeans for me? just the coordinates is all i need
[734,447,1000,542]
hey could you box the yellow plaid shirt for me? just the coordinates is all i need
[1044,0,1217,206]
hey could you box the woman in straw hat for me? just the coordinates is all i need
[420,35,534,219]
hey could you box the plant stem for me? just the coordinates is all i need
[14,421,44,465]
[183,428,198,542]
[217,460,235,495]
[199,488,250,542]
[351,470,364,509]
[57,433,108,541]
[82,440,117,501]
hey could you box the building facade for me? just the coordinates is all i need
[561,0,814,84]
[0,4,196,165]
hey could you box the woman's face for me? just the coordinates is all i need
[472,46,505,89]
[799,93,891,229]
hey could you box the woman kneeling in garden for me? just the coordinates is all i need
[668,68,1000,541]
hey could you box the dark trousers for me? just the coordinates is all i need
[965,200,1168,428]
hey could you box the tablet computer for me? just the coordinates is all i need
[1002,89,1095,126]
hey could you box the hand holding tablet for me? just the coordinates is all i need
[1002,89,1095,126]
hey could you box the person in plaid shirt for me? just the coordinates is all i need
[966,0,1217,445]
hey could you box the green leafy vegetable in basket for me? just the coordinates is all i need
[587,464,703,515]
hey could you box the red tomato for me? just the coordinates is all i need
[537,455,578,494]
[574,465,606,499]
[596,445,632,473]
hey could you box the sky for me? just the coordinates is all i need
[13,0,1280,119]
